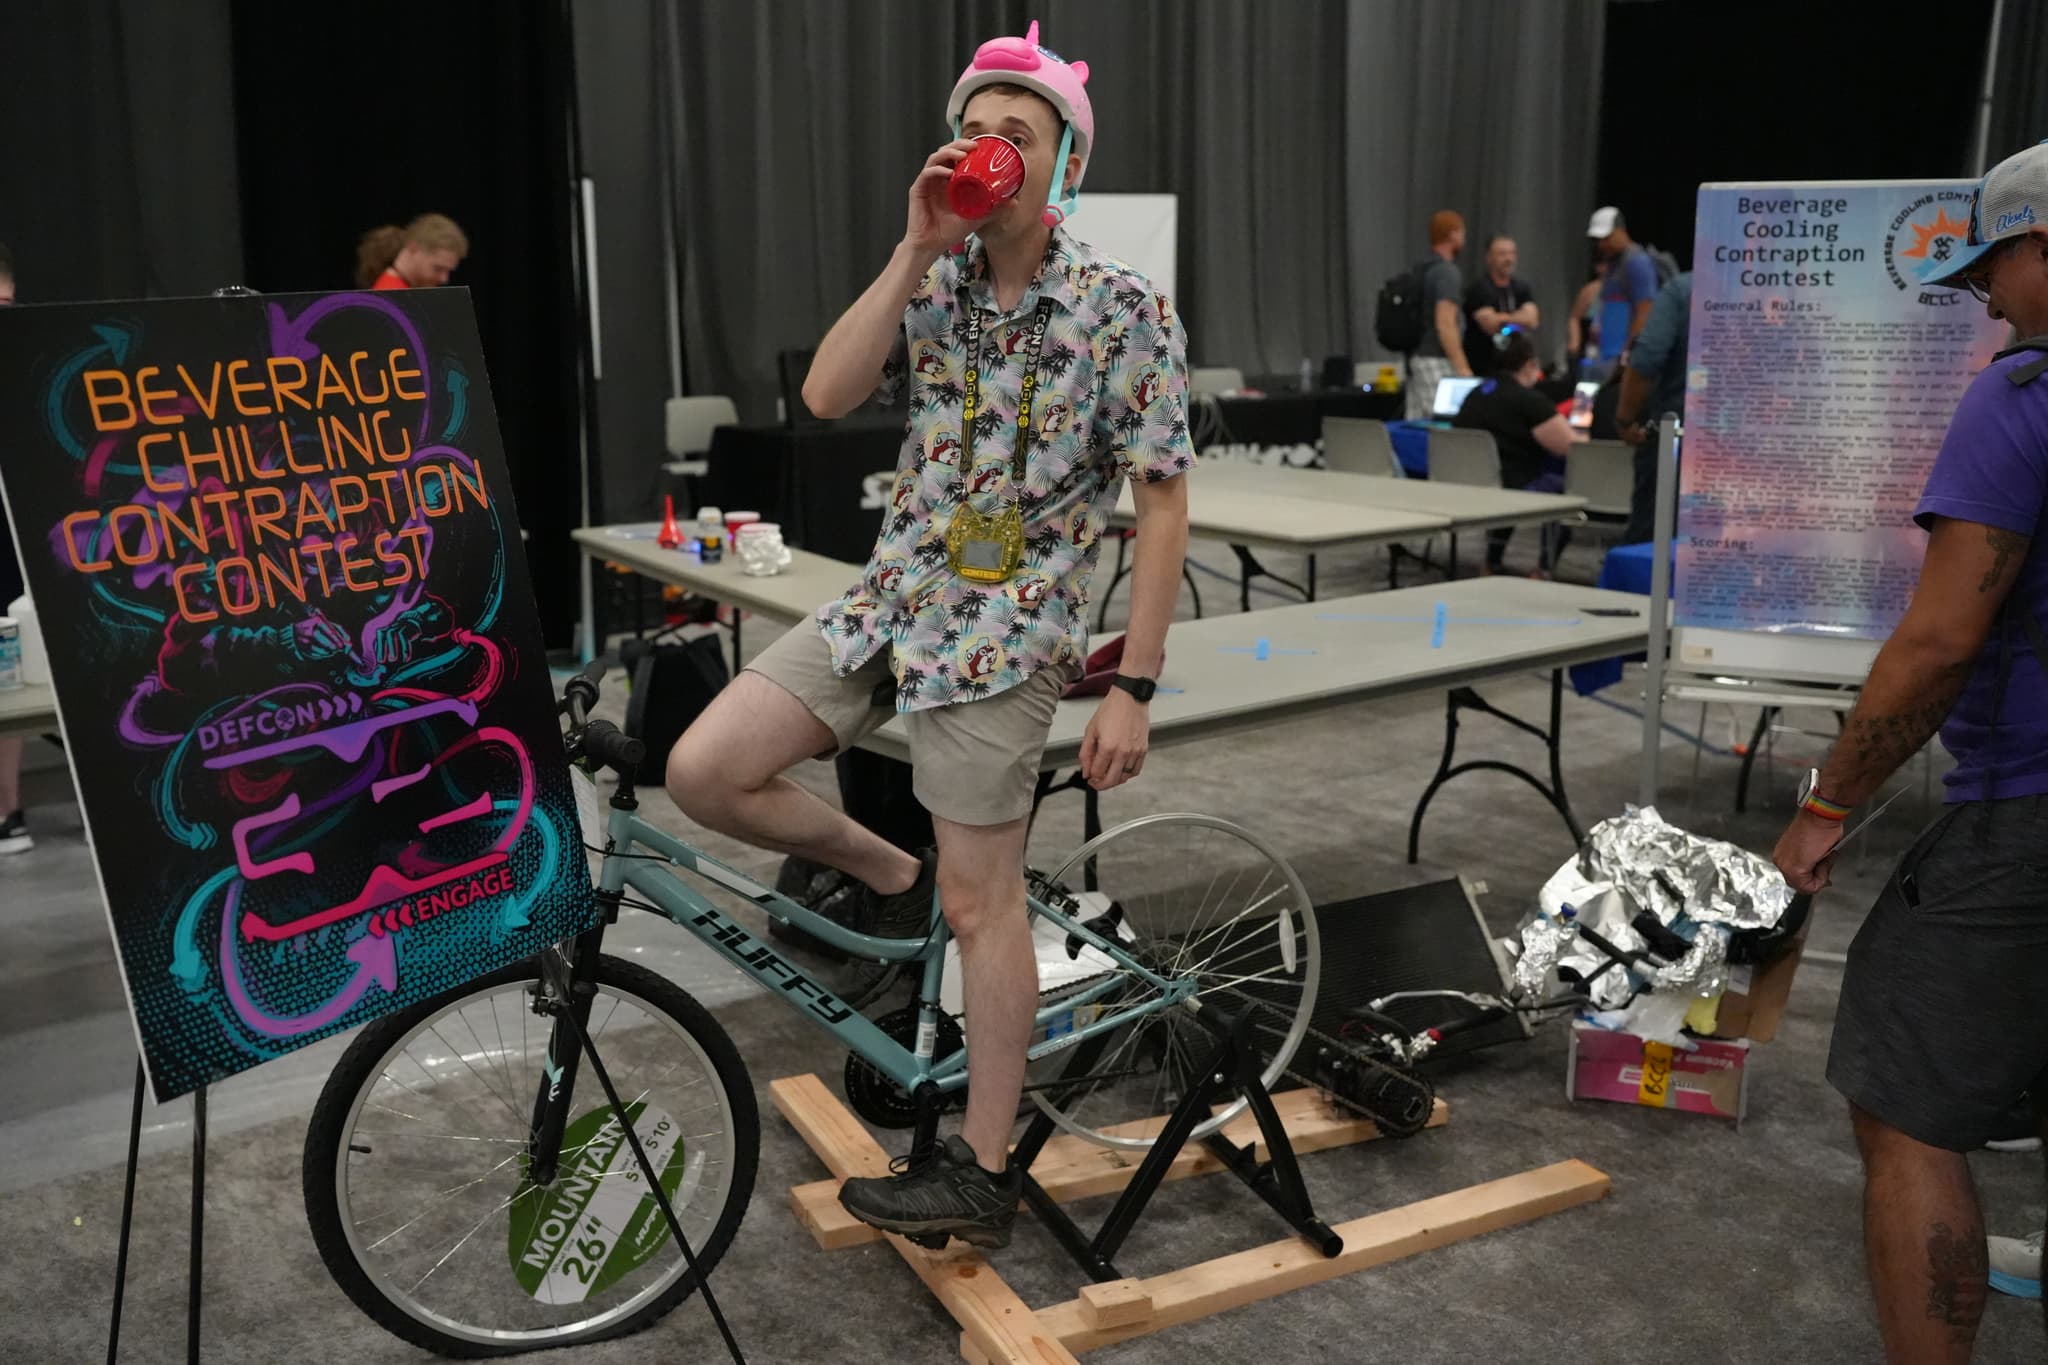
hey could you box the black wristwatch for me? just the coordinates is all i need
[1111,674,1157,703]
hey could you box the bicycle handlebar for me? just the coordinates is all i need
[581,719,646,777]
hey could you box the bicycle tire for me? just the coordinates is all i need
[303,954,758,1358]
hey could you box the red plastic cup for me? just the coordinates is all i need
[947,135,1026,219]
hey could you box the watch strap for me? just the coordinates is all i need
[1111,673,1157,702]
[1798,788,1851,821]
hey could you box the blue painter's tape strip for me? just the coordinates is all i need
[1255,637,1270,661]
[1430,602,1447,649]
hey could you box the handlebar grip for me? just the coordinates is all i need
[581,719,646,777]
[564,657,609,715]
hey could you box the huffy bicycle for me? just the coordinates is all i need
[301,658,1323,1356]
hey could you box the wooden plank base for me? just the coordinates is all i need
[770,1074,1609,1362]
[788,1084,1449,1250]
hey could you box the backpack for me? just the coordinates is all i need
[1375,259,1435,355]
[1641,243,1682,287]
[621,634,730,786]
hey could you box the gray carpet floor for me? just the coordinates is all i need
[4,536,2044,1363]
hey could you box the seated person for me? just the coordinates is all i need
[1450,328,1573,574]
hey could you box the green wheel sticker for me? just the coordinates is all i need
[506,1101,690,1304]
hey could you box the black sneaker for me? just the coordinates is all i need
[0,810,29,856]
[837,1135,1021,1249]
[849,849,939,940]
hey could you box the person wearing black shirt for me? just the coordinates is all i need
[1451,329,1573,573]
[1463,236,1538,377]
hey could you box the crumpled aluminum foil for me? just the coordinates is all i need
[1512,916,1576,997]
[1580,805,1792,931]
[1648,923,1730,998]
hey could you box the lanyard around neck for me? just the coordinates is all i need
[959,293,1056,499]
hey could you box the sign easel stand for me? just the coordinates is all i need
[104,1059,207,1365]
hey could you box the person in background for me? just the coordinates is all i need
[1450,328,1572,575]
[1405,209,1469,419]
[1587,207,1658,376]
[0,243,28,854]
[1772,139,2048,1362]
[1615,269,1693,543]
[1464,235,1538,378]
[354,213,468,290]
[1566,270,1603,374]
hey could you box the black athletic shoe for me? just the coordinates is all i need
[849,849,939,940]
[0,809,30,856]
[837,1135,1021,1249]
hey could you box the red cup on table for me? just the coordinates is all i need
[947,135,1026,220]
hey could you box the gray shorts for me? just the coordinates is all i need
[1828,797,2048,1151]
[744,622,1071,828]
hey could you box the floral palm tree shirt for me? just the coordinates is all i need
[812,228,1193,713]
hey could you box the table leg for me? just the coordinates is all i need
[1230,545,1311,609]
[1183,564,1204,619]
[1406,670,1583,863]
[730,610,745,676]
[1733,707,1774,814]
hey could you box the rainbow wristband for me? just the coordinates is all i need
[1799,791,1851,822]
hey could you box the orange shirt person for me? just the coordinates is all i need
[355,214,468,290]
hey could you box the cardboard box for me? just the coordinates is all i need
[1706,915,1809,1043]
[1567,1022,1752,1124]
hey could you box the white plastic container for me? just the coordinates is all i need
[7,594,48,687]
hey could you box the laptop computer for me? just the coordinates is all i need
[1430,375,1481,418]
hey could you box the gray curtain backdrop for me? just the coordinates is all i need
[576,0,1605,517]
[0,0,245,301]
[1987,0,2048,172]
[1345,0,1606,369]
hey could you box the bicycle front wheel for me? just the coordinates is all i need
[1027,813,1318,1149]
[303,953,758,1357]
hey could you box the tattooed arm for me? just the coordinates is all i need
[1775,517,2030,893]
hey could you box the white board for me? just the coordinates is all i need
[1062,193,1177,299]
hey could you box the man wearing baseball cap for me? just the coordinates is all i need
[1774,139,2048,1359]
[1586,206,1658,378]
[666,21,1193,1251]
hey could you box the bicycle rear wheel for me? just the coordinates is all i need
[1026,813,1317,1149]
[303,953,757,1357]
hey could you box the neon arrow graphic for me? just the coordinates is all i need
[219,882,399,1038]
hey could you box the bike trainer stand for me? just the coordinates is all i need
[773,999,1610,1364]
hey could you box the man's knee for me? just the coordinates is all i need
[1851,1101,1967,1172]
[935,860,1023,938]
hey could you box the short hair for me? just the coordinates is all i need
[1495,327,1538,373]
[1429,211,1465,246]
[1486,234,1515,253]
[960,82,1063,142]
[0,241,13,280]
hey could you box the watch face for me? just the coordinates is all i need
[1796,770,1816,804]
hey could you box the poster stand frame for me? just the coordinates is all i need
[92,286,739,1364]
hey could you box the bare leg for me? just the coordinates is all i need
[666,673,918,894]
[0,735,20,815]
[932,812,1034,1174]
[1853,1103,1986,1363]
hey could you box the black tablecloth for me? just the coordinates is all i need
[1205,388,1402,448]
[700,416,905,563]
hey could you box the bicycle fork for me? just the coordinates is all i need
[524,919,613,1186]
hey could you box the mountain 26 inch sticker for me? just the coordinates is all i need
[506,1101,694,1304]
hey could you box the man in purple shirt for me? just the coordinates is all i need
[1774,141,2048,1361]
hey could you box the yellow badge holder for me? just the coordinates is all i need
[942,296,1055,585]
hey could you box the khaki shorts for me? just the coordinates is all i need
[745,622,1071,827]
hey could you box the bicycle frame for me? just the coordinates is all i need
[585,790,1192,1099]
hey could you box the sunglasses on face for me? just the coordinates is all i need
[1959,237,2018,302]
